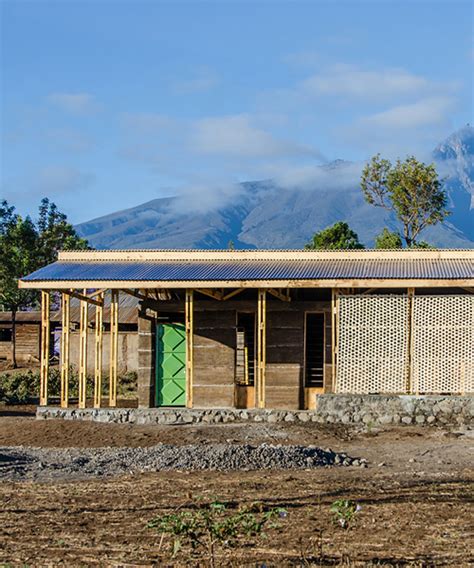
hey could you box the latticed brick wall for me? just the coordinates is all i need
[336,294,473,395]
[336,296,410,394]
[412,296,473,394]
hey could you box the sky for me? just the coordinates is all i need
[1,0,473,224]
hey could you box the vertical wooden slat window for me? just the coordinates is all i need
[235,313,256,386]
[305,313,325,388]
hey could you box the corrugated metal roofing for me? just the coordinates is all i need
[21,258,474,282]
[0,311,43,323]
[50,294,139,324]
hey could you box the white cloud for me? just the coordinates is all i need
[260,160,363,191]
[47,92,99,114]
[166,180,244,215]
[190,114,322,159]
[172,67,219,94]
[301,64,431,101]
[357,96,455,129]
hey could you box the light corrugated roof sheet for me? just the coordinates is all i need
[21,257,474,282]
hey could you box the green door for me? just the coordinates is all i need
[156,323,186,407]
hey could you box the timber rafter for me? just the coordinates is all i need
[62,289,104,307]
[268,288,291,302]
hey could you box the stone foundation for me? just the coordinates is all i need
[36,395,473,427]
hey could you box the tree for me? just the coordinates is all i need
[305,221,365,250]
[0,199,89,367]
[37,198,89,266]
[374,228,403,249]
[361,154,449,247]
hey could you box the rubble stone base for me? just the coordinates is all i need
[36,395,473,427]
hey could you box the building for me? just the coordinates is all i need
[0,311,46,364]
[19,248,474,410]
[0,297,139,373]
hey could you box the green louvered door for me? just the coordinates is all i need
[156,323,186,407]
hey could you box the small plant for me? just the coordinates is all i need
[148,499,287,567]
[330,499,361,529]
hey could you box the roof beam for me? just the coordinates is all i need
[195,288,224,300]
[62,290,103,307]
[222,288,245,301]
[268,288,291,302]
[57,249,474,261]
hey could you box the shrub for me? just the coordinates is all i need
[330,499,361,529]
[148,499,287,567]
[0,368,137,404]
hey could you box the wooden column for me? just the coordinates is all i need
[185,289,194,408]
[94,292,104,408]
[78,291,88,409]
[60,292,70,408]
[40,291,50,406]
[256,289,266,409]
[109,289,119,407]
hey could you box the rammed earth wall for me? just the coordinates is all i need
[36,395,473,427]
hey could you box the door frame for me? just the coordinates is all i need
[155,320,187,408]
[303,311,326,408]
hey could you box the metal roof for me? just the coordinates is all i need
[20,256,474,284]
[0,311,44,323]
[50,295,139,324]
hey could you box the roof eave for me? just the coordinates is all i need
[18,278,474,290]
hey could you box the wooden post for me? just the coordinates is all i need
[60,292,70,408]
[407,287,415,395]
[109,289,119,407]
[94,292,104,408]
[185,289,194,408]
[78,291,88,409]
[256,289,266,408]
[40,291,50,406]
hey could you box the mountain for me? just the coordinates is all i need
[77,127,474,249]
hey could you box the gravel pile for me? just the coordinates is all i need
[0,443,364,482]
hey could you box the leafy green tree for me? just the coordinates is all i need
[37,198,89,266]
[374,228,403,249]
[305,221,365,250]
[0,198,89,367]
[361,155,449,247]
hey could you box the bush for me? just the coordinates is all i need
[0,368,137,404]
[148,499,287,566]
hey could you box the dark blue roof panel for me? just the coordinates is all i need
[21,258,474,282]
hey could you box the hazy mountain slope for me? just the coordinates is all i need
[76,126,474,249]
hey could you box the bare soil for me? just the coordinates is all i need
[0,406,472,566]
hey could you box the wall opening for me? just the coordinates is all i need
[235,312,255,386]
[305,313,325,388]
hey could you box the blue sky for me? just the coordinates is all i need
[1,0,473,223]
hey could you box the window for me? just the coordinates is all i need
[0,329,12,342]
[305,313,325,388]
[235,313,255,386]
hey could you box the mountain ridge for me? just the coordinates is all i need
[77,126,474,249]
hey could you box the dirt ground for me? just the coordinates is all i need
[0,406,473,567]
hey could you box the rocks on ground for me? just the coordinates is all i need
[0,443,364,482]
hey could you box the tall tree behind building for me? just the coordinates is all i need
[0,198,89,367]
[361,155,449,247]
